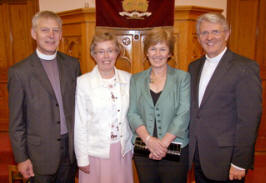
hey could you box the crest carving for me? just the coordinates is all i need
[119,0,152,19]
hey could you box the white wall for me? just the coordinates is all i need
[39,0,226,15]
[175,0,226,15]
[39,0,95,12]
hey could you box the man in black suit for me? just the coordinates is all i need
[8,11,80,183]
[188,13,262,182]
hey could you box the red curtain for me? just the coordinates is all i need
[96,0,175,28]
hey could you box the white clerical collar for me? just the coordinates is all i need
[36,49,57,60]
[205,47,227,63]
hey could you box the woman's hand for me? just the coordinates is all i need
[79,165,90,174]
[146,136,167,160]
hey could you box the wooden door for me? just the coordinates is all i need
[0,0,38,131]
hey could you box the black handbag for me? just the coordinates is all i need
[134,137,181,161]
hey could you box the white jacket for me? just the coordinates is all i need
[74,66,133,167]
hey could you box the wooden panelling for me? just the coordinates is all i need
[256,0,266,67]
[227,0,259,60]
[0,0,38,131]
[0,5,8,80]
[58,8,96,74]
[0,83,8,131]
[256,79,266,151]
[8,4,34,65]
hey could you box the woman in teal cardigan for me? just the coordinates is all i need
[127,27,190,183]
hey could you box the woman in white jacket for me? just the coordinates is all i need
[74,31,133,183]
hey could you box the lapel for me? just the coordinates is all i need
[192,57,205,109]
[56,52,68,97]
[143,68,154,107]
[156,65,175,106]
[199,50,233,108]
[30,52,57,100]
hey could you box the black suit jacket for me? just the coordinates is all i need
[8,51,81,175]
[188,49,262,181]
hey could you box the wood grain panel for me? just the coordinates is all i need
[256,0,266,67]
[0,5,8,74]
[0,83,9,132]
[256,80,266,151]
[8,3,34,65]
[60,36,82,60]
[58,8,96,74]
[227,0,259,60]
[0,0,38,131]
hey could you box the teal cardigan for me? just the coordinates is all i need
[127,65,190,148]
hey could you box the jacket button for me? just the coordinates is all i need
[56,103,59,107]
[57,121,60,124]
[57,138,61,141]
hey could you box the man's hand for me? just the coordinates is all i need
[79,165,90,174]
[17,159,34,179]
[229,165,246,180]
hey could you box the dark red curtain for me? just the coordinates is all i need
[96,0,175,28]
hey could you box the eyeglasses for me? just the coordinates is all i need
[199,30,225,37]
[95,49,116,56]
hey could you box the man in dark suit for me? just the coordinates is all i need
[8,11,81,183]
[188,13,262,183]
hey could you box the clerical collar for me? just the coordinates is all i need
[36,49,57,60]
[205,47,227,62]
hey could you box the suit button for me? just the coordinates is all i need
[57,121,60,124]
[56,103,59,107]
[158,126,162,129]
[157,114,160,117]
[57,138,61,141]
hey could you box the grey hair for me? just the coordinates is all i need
[196,13,230,34]
[32,10,62,29]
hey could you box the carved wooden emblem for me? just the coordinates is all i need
[119,0,151,19]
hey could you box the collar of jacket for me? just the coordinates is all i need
[90,65,128,89]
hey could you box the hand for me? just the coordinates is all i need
[17,159,34,179]
[149,152,163,160]
[229,165,246,180]
[79,165,90,174]
[146,137,167,159]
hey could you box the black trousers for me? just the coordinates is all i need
[194,144,245,183]
[31,134,76,183]
[134,145,188,183]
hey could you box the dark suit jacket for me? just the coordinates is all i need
[188,49,262,181]
[8,51,81,175]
